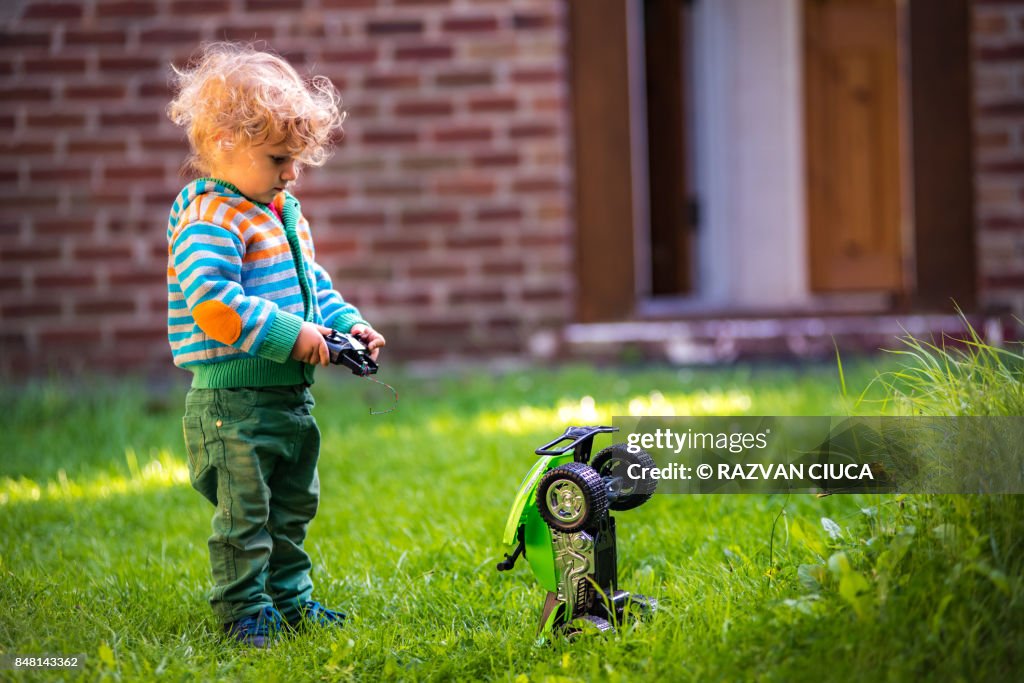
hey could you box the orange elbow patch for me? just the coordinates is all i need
[193,299,243,345]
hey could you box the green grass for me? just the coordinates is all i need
[1,358,1021,681]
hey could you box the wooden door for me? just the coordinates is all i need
[569,0,637,322]
[804,0,903,292]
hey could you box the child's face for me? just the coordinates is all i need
[211,139,299,204]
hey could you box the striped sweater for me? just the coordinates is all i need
[167,178,367,388]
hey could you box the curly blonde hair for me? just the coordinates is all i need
[167,42,345,175]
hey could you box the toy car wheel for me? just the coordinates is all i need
[591,443,657,511]
[536,462,608,533]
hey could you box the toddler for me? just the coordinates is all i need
[165,42,384,648]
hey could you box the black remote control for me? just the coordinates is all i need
[325,330,379,376]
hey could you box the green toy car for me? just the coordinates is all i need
[498,425,659,636]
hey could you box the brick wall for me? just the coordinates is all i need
[974,0,1024,314]
[0,0,573,375]
[3,0,1023,377]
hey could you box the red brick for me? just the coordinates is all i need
[983,275,1024,288]
[477,206,522,222]
[512,67,560,84]
[401,209,460,226]
[0,32,50,48]
[24,58,87,74]
[395,0,451,5]
[139,82,173,99]
[513,12,556,30]
[482,259,524,276]
[322,0,377,7]
[1,302,62,318]
[22,2,84,20]
[400,155,460,171]
[523,286,567,302]
[472,151,520,168]
[408,264,467,279]
[509,123,558,139]
[74,296,137,315]
[27,112,86,128]
[96,1,158,18]
[99,56,161,71]
[367,20,424,35]
[365,180,423,197]
[67,140,129,154]
[142,137,189,154]
[395,45,454,61]
[469,95,518,113]
[31,167,91,182]
[75,244,133,261]
[214,25,276,41]
[361,128,420,146]
[314,237,359,257]
[139,28,202,43]
[1,87,51,101]
[979,160,1024,174]
[323,47,379,64]
[113,325,167,344]
[364,73,421,90]
[435,126,492,143]
[436,177,496,196]
[105,166,165,181]
[395,99,454,117]
[38,326,104,346]
[34,219,96,236]
[443,16,500,33]
[327,210,387,227]
[169,0,229,13]
[378,290,433,306]
[974,12,1009,36]
[982,216,1024,231]
[3,141,54,155]
[99,111,161,127]
[110,268,163,286]
[414,319,471,336]
[977,45,1024,62]
[373,237,431,254]
[978,101,1024,117]
[0,244,60,263]
[447,234,502,249]
[514,177,564,193]
[450,289,505,304]
[34,271,97,289]
[65,84,126,100]
[436,70,493,87]
[64,29,127,45]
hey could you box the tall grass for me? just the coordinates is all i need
[820,317,1024,680]
[865,313,1024,416]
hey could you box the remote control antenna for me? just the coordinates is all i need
[364,375,399,415]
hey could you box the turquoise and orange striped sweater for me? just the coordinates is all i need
[167,178,367,388]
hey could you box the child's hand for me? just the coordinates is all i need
[291,322,333,366]
[350,324,386,361]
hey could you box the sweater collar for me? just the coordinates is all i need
[170,177,300,231]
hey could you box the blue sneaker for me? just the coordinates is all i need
[289,600,346,630]
[223,606,284,648]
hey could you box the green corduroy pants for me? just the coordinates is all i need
[182,385,321,625]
